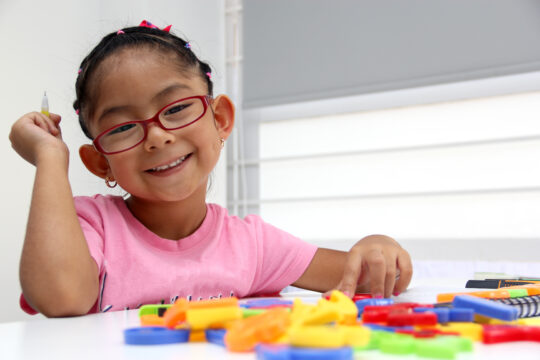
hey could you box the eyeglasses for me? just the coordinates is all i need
[93,95,212,155]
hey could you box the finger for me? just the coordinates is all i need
[49,116,62,137]
[337,247,363,297]
[38,113,60,136]
[322,289,333,299]
[31,114,51,132]
[45,117,58,135]
[49,113,62,124]
[383,254,397,298]
[43,116,59,136]
[51,114,63,138]
[366,248,386,298]
[393,250,413,296]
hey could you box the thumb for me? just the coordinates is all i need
[48,113,63,138]
[322,284,351,300]
[323,281,352,299]
[335,251,363,298]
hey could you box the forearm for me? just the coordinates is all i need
[20,151,98,317]
[292,248,352,292]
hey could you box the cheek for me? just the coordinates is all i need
[210,134,224,158]
[106,155,133,178]
[193,126,221,158]
[212,138,222,153]
[200,138,221,166]
[196,137,222,173]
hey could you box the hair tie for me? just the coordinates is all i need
[139,20,172,33]
[77,68,82,74]
[75,109,80,115]
[117,30,125,35]
[185,42,191,49]
[206,72,212,79]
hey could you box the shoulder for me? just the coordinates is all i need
[206,203,268,229]
[74,194,125,222]
[74,194,124,210]
[206,203,298,240]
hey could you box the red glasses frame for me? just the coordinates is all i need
[93,95,212,155]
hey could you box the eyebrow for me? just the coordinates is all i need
[96,83,192,123]
[151,83,191,102]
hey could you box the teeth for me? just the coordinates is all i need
[151,155,187,172]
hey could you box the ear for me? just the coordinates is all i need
[211,95,235,140]
[79,144,112,180]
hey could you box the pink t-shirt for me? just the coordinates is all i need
[21,195,317,314]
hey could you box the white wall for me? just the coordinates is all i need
[0,0,226,323]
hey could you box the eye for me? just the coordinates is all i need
[164,104,189,116]
[108,123,137,135]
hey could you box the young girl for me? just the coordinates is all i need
[9,21,412,317]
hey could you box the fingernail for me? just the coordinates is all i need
[373,294,383,299]
[393,292,401,297]
[342,291,351,297]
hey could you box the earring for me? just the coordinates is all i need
[220,138,225,149]
[105,176,117,188]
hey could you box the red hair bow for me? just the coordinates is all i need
[139,20,172,33]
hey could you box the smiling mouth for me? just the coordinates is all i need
[146,154,191,172]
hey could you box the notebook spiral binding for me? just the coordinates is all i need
[495,295,540,318]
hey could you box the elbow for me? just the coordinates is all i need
[29,291,96,317]
[40,299,94,318]
[22,280,98,318]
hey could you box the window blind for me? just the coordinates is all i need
[243,0,540,108]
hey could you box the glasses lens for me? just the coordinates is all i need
[99,123,145,153]
[160,97,205,129]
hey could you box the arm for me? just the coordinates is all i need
[292,235,413,298]
[10,112,99,317]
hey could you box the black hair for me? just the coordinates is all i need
[73,24,213,139]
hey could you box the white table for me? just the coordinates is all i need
[1,279,539,359]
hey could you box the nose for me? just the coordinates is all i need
[143,122,176,151]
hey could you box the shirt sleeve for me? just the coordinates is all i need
[73,196,105,273]
[247,215,318,295]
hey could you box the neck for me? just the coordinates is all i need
[125,184,208,240]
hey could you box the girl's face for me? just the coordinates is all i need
[84,48,231,203]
